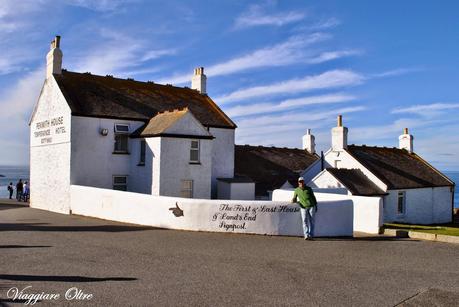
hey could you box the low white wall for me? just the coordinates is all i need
[272,189,383,234]
[70,185,353,237]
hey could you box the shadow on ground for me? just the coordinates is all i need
[0,223,157,232]
[0,274,137,283]
[0,245,51,249]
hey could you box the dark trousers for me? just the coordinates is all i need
[9,190,13,199]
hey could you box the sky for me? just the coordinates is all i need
[1,0,459,171]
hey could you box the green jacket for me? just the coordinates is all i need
[292,186,317,209]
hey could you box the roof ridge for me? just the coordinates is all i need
[63,69,194,93]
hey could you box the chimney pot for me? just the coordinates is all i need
[403,127,408,134]
[337,115,343,127]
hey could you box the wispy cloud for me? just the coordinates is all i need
[234,4,305,29]
[63,0,135,12]
[306,49,362,64]
[371,67,421,78]
[225,93,356,117]
[216,69,364,104]
[392,103,459,115]
[141,49,177,61]
[235,106,365,146]
[157,33,332,84]
[70,29,174,77]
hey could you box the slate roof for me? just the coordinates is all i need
[235,145,319,197]
[53,70,236,129]
[326,168,387,196]
[346,145,454,190]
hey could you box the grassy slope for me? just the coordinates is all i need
[384,223,459,236]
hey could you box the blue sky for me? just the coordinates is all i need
[1,0,459,170]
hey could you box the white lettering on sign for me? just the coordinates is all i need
[32,115,68,146]
[211,203,300,232]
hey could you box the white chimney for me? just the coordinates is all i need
[46,35,62,78]
[302,129,316,154]
[331,115,348,150]
[399,128,414,153]
[191,67,206,94]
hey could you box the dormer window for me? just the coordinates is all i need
[114,124,130,154]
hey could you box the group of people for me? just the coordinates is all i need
[7,179,29,202]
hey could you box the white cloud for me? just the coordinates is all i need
[371,67,421,78]
[392,103,459,116]
[234,4,305,29]
[306,49,362,64]
[157,33,332,85]
[141,49,177,61]
[70,29,174,77]
[225,93,356,117]
[216,70,364,104]
[63,0,135,12]
[235,106,365,147]
[0,69,44,164]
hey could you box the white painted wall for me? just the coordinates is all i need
[129,138,153,194]
[159,137,212,199]
[309,170,348,193]
[30,77,72,214]
[272,189,384,234]
[384,187,453,224]
[70,116,145,190]
[217,181,255,200]
[70,185,353,237]
[209,128,235,198]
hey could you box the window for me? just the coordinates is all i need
[334,160,342,168]
[190,140,200,163]
[397,191,405,214]
[139,140,146,165]
[113,176,127,191]
[180,180,193,198]
[114,124,129,133]
[114,124,130,153]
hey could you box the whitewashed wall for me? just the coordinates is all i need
[217,181,255,200]
[209,128,235,198]
[309,170,348,192]
[272,189,383,234]
[384,187,453,224]
[70,116,145,190]
[158,137,212,199]
[30,77,72,214]
[70,185,353,237]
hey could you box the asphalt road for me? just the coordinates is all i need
[0,200,458,306]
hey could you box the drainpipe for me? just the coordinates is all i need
[320,151,324,171]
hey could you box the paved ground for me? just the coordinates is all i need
[0,200,458,306]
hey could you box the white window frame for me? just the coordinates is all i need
[189,140,200,163]
[397,191,406,215]
[113,175,128,191]
[180,180,193,198]
[114,124,130,153]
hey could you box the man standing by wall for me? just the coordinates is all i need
[292,177,318,240]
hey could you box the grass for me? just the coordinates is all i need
[384,223,459,237]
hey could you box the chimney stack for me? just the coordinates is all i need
[302,129,316,154]
[191,67,207,94]
[331,114,348,150]
[46,35,63,78]
[399,128,414,153]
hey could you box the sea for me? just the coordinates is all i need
[0,166,458,207]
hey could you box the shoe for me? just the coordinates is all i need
[304,236,310,240]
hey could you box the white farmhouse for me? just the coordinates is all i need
[30,36,242,213]
[302,115,455,225]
